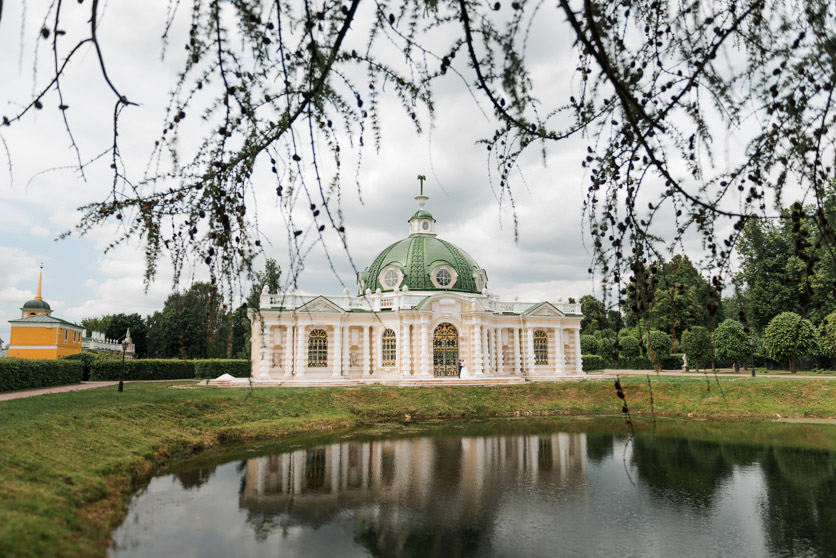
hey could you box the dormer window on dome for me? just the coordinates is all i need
[430,264,458,289]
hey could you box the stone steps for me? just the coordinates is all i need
[206,375,592,388]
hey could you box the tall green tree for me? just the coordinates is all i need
[580,295,607,335]
[626,255,720,351]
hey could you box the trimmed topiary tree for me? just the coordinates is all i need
[763,312,818,374]
[617,336,641,359]
[680,326,712,371]
[580,335,600,356]
[713,319,751,373]
[644,330,672,360]
[598,337,614,359]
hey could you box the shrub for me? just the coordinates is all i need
[681,326,712,370]
[617,336,641,359]
[581,355,607,372]
[580,335,599,356]
[193,359,251,379]
[598,337,614,359]
[0,359,83,392]
[713,319,750,372]
[660,354,684,370]
[610,357,653,370]
[763,312,818,374]
[89,359,195,381]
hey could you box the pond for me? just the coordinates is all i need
[110,417,836,557]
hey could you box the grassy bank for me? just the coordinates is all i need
[1,376,835,557]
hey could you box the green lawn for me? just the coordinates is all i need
[1,377,835,557]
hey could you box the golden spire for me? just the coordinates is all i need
[35,266,43,301]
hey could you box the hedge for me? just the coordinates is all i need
[0,359,83,392]
[63,352,99,381]
[581,355,606,372]
[193,359,251,379]
[88,359,195,381]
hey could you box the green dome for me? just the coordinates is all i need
[22,299,51,311]
[359,235,486,294]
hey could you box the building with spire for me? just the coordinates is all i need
[7,267,83,359]
[232,181,584,386]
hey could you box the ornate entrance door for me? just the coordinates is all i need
[433,323,459,376]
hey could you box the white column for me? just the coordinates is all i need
[526,327,535,376]
[574,328,583,375]
[342,326,350,376]
[284,324,294,377]
[401,322,412,376]
[420,319,431,376]
[259,318,270,378]
[362,326,371,377]
[513,327,521,376]
[473,321,484,375]
[555,328,565,375]
[482,325,490,375]
[296,323,306,376]
[332,322,343,377]
[492,328,500,374]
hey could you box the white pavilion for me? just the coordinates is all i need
[220,186,584,386]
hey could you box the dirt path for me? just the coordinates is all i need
[0,381,119,402]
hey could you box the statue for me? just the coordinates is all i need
[682,354,689,372]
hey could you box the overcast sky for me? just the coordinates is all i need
[0,1,667,344]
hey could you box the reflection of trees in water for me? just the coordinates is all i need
[173,467,215,490]
[585,433,615,463]
[761,448,836,557]
[630,434,836,557]
[631,437,739,509]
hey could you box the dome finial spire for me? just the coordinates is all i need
[35,265,43,301]
[415,174,428,209]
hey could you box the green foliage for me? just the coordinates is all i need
[644,330,672,358]
[89,359,195,381]
[598,337,614,359]
[246,258,283,310]
[625,255,720,347]
[193,360,251,379]
[661,354,685,370]
[617,336,641,359]
[581,355,606,371]
[80,315,112,336]
[145,282,231,359]
[0,359,83,392]
[713,320,751,370]
[580,295,607,335]
[680,326,712,370]
[580,335,599,356]
[763,312,818,373]
[818,312,836,358]
[63,352,100,381]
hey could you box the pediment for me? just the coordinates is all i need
[526,302,565,317]
[297,296,345,314]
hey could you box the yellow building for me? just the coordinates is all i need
[8,268,83,360]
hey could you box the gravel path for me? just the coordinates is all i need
[0,381,119,402]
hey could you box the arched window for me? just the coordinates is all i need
[382,329,397,366]
[308,329,328,367]
[534,330,548,365]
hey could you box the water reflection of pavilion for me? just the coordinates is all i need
[240,433,587,528]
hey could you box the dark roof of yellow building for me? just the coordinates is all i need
[9,315,83,328]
